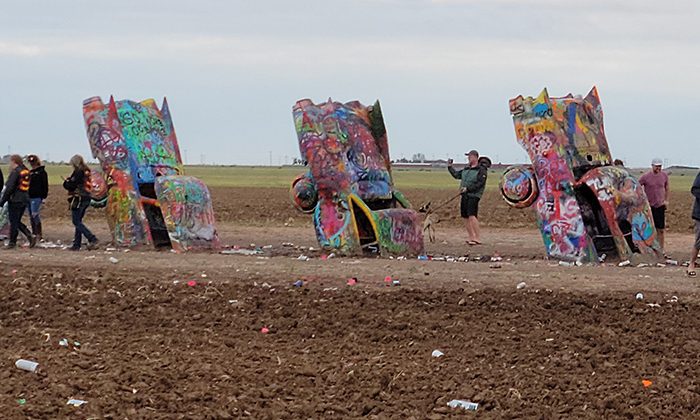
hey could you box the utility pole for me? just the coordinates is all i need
[269,151,272,167]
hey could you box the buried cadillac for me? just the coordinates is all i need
[290,98,424,257]
[500,87,662,264]
[82,96,219,252]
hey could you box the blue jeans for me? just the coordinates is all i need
[28,198,43,224]
[71,198,96,248]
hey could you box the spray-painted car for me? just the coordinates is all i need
[500,87,661,263]
[82,96,219,252]
[290,98,424,257]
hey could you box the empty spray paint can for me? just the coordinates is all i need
[447,400,479,411]
[15,359,39,373]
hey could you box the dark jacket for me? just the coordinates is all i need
[0,165,30,206]
[448,163,488,199]
[63,168,92,198]
[692,172,700,221]
[29,166,49,199]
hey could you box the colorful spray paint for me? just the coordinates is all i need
[502,87,661,263]
[82,96,219,251]
[290,98,424,257]
[155,176,219,251]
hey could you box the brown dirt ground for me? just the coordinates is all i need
[2,187,700,419]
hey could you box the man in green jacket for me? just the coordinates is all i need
[448,150,488,245]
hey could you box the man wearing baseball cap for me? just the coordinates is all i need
[447,149,488,245]
[639,158,670,255]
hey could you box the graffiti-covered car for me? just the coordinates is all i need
[290,98,424,257]
[82,96,219,252]
[501,87,661,263]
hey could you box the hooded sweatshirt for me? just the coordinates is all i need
[29,165,49,199]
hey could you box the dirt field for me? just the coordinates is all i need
[2,187,700,418]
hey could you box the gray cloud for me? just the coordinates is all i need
[0,0,698,167]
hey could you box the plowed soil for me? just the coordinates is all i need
[2,186,700,419]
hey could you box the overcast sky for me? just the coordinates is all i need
[1,0,698,167]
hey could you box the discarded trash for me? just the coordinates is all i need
[516,282,527,290]
[642,379,653,388]
[431,350,444,358]
[637,263,649,268]
[297,255,310,261]
[667,295,679,303]
[418,255,429,261]
[17,398,26,405]
[262,245,273,249]
[558,261,573,267]
[384,276,392,286]
[282,242,294,247]
[58,338,69,347]
[66,399,87,407]
[220,249,261,256]
[293,280,304,288]
[109,257,119,264]
[187,280,197,287]
[15,359,38,373]
[665,259,678,266]
[73,341,81,347]
[647,303,661,308]
[599,253,607,262]
[261,327,270,334]
[347,277,358,286]
[105,247,117,251]
[447,400,479,411]
[618,260,631,267]
[635,292,644,301]
[392,279,401,287]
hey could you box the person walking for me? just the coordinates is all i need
[63,154,98,251]
[0,155,36,249]
[27,155,48,242]
[688,171,700,277]
[448,150,488,245]
[639,158,670,255]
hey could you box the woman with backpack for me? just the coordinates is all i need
[63,154,98,251]
[27,155,48,242]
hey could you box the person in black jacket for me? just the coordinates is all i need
[0,155,36,249]
[63,154,98,251]
[27,155,49,242]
